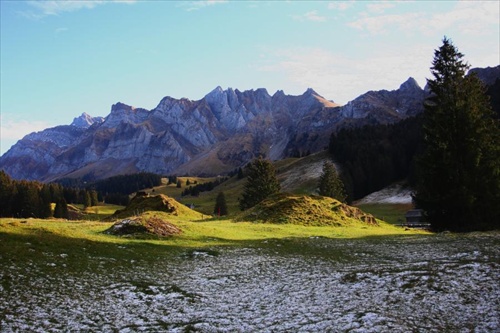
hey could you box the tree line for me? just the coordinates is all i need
[0,170,98,219]
[57,172,162,205]
[181,177,228,197]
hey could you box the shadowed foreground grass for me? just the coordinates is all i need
[1,217,498,332]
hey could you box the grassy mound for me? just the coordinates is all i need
[109,194,204,220]
[236,193,377,227]
[105,214,182,237]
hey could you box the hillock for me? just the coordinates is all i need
[109,194,204,220]
[105,214,182,237]
[236,193,377,226]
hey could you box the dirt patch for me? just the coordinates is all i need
[105,215,182,237]
[236,193,377,226]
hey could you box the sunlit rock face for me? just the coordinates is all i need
[0,76,437,181]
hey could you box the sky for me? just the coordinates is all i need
[1,0,499,155]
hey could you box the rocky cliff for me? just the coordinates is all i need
[0,73,458,181]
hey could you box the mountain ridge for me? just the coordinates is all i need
[1,65,498,182]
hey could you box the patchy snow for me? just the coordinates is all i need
[1,234,499,332]
[356,183,413,204]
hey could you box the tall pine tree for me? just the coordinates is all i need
[414,37,500,232]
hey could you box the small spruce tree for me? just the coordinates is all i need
[239,158,281,210]
[213,192,228,216]
[318,161,347,203]
[54,198,69,219]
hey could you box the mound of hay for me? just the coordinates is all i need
[105,215,182,237]
[236,193,377,226]
[109,194,203,220]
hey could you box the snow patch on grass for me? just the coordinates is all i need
[1,234,498,332]
[356,183,413,204]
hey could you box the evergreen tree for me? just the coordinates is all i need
[239,158,281,210]
[414,37,500,232]
[14,181,40,218]
[176,180,182,188]
[54,198,69,219]
[213,191,228,216]
[39,184,53,218]
[0,170,14,217]
[83,191,92,208]
[89,190,99,206]
[318,161,347,203]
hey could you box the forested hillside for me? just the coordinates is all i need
[329,70,499,204]
[329,116,422,202]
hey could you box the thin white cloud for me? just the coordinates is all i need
[257,45,431,104]
[182,0,229,11]
[26,0,136,17]
[349,1,499,36]
[366,2,395,14]
[349,12,423,34]
[54,27,69,34]
[327,1,354,11]
[292,10,327,22]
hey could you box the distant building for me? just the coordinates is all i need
[405,209,424,225]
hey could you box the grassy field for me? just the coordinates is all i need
[1,216,498,332]
[0,214,428,251]
[355,203,413,225]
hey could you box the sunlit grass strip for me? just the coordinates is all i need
[0,217,429,249]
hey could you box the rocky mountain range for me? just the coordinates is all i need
[1,65,498,182]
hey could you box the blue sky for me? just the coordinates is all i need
[1,0,499,155]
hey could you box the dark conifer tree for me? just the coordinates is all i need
[39,184,53,218]
[54,198,69,219]
[414,37,500,232]
[14,181,40,218]
[0,170,14,217]
[89,190,99,206]
[213,191,228,216]
[83,190,92,208]
[318,161,347,203]
[239,158,281,210]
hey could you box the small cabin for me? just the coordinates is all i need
[405,209,424,225]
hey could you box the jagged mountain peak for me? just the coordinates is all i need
[303,87,319,96]
[206,85,224,97]
[70,112,104,128]
[2,65,497,181]
[399,77,421,92]
[111,102,134,112]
